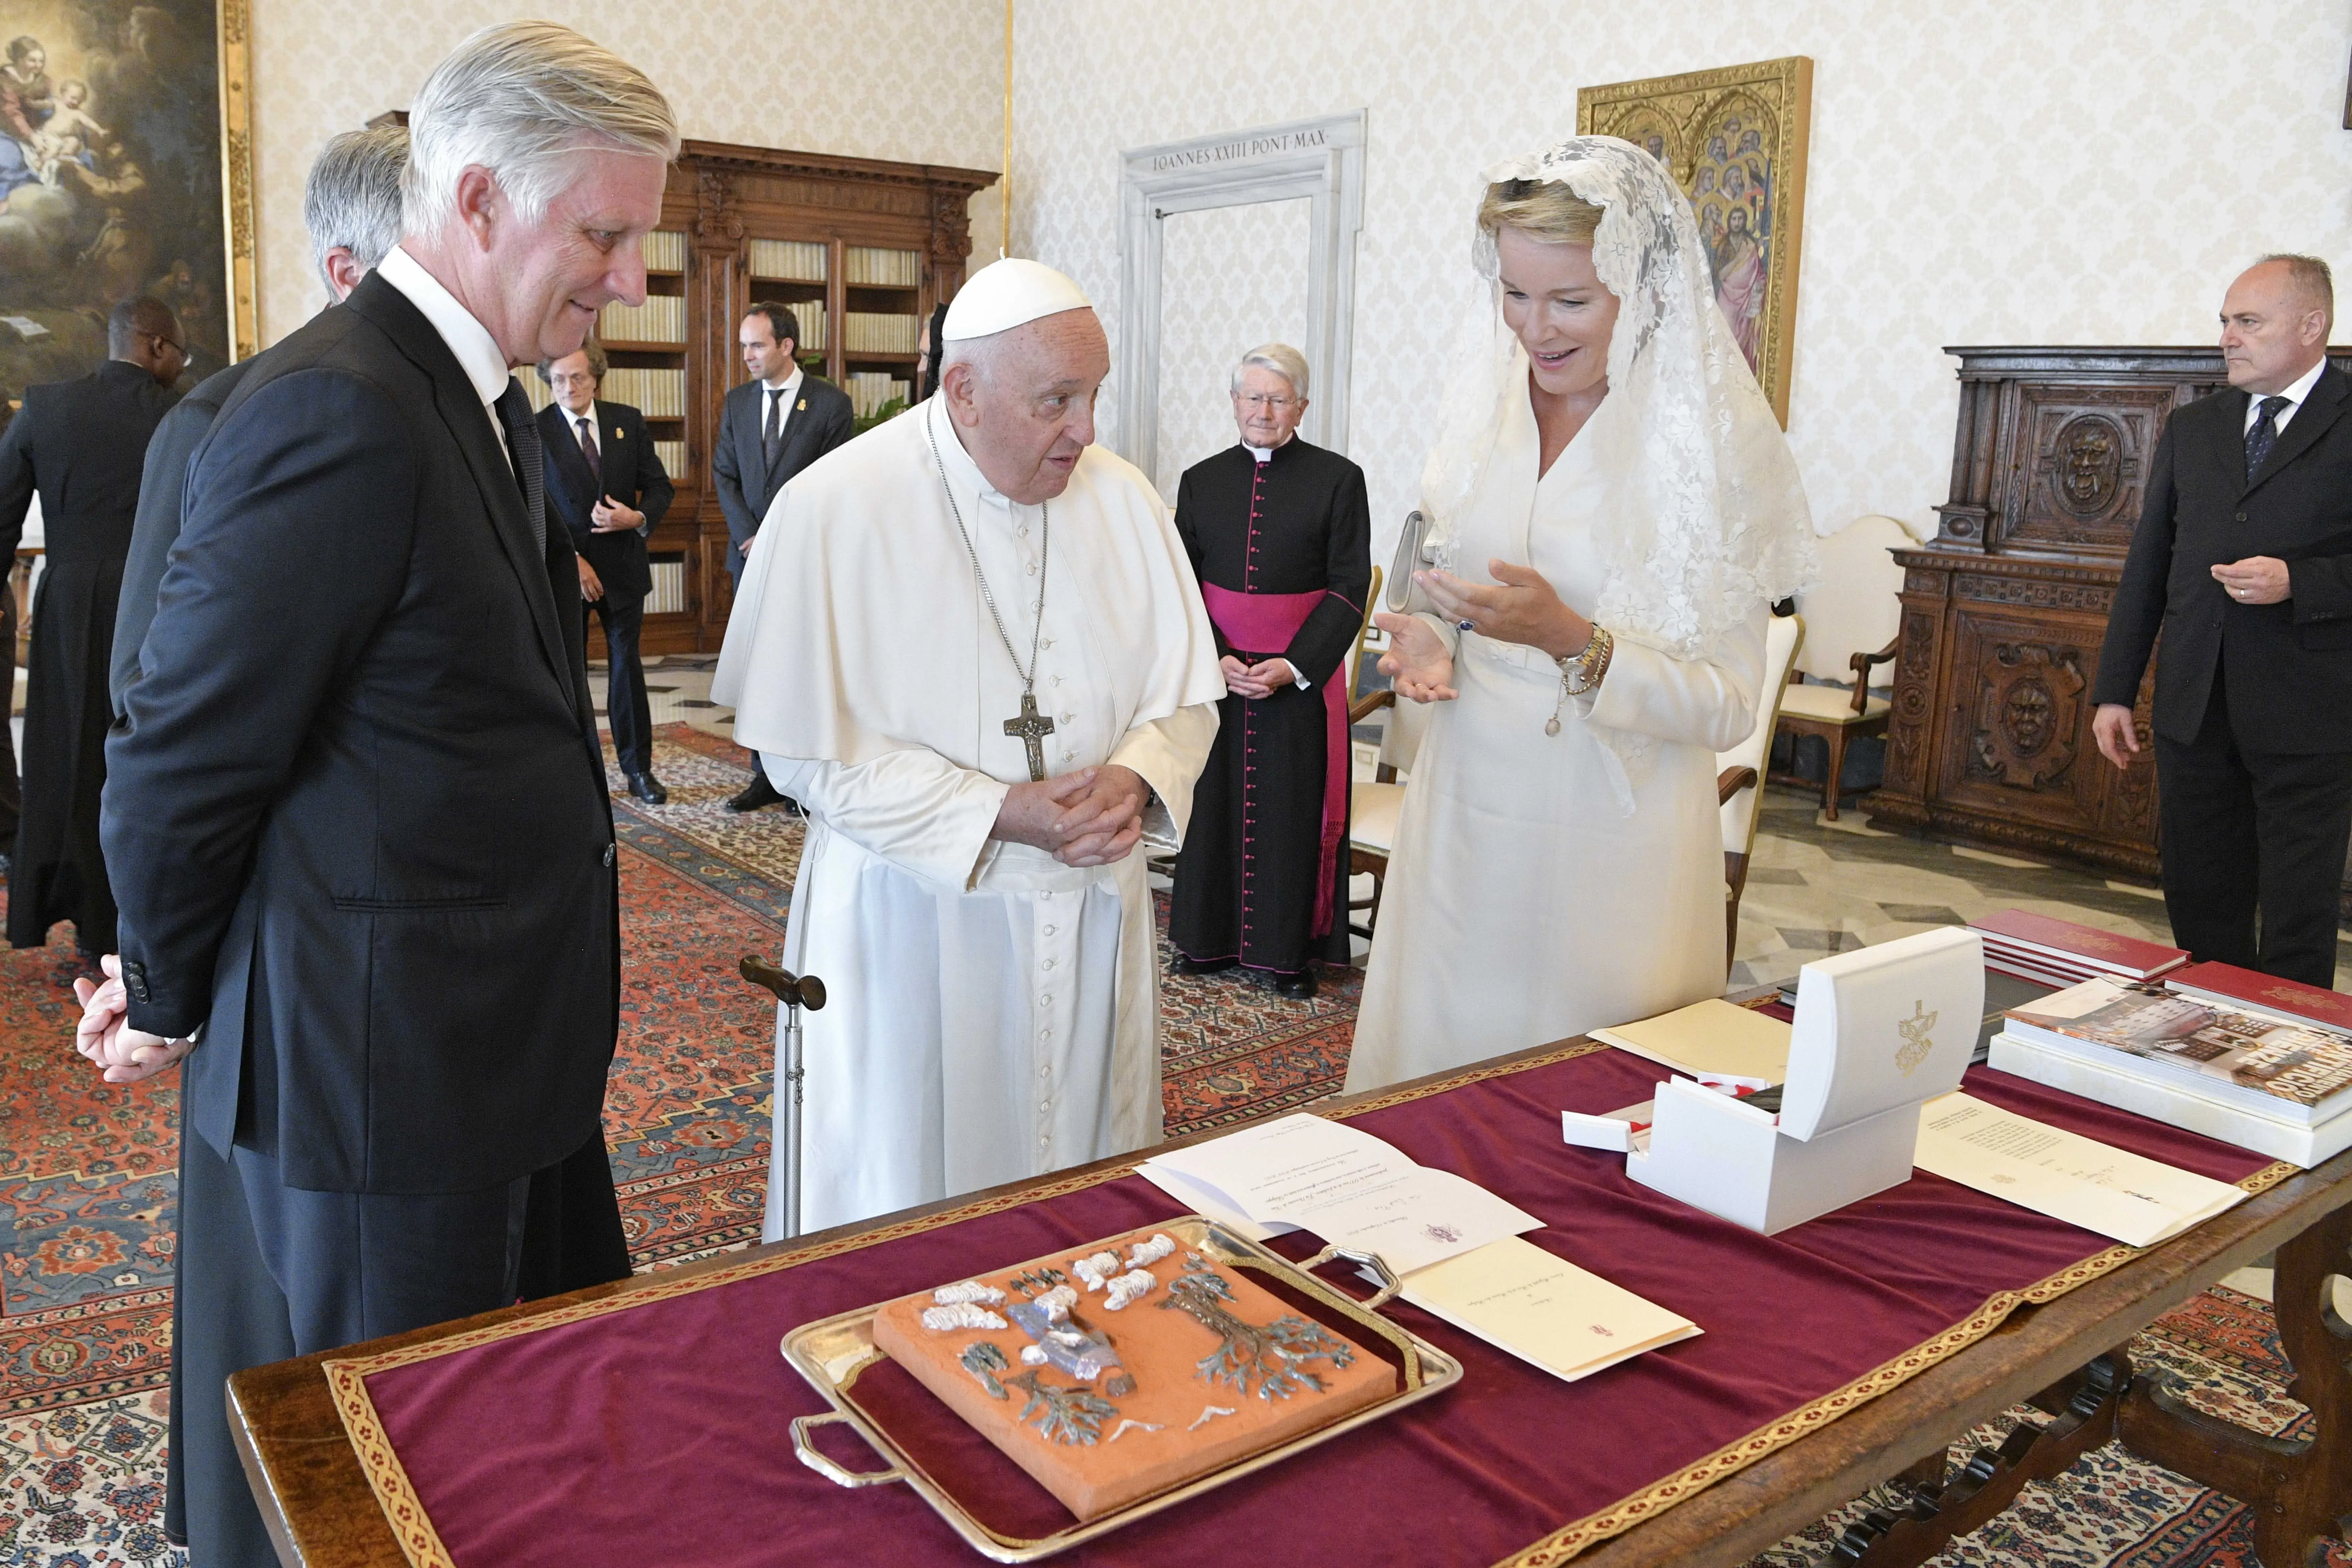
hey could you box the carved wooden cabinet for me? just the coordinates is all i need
[1866,346,2352,881]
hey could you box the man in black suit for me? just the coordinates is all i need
[111,124,410,719]
[0,296,183,958]
[2093,254,2352,988]
[711,302,853,811]
[78,23,677,1565]
[539,340,674,802]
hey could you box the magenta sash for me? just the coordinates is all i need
[1200,584,1351,937]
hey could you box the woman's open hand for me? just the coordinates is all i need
[1374,612,1458,703]
[1418,561,1591,659]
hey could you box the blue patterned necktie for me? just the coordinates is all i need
[2245,394,2290,479]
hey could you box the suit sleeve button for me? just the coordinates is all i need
[2236,512,2248,522]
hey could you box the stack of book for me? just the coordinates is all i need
[1989,971,2352,1165]
[747,239,826,281]
[846,371,911,421]
[1968,909,2187,988]
[843,311,919,354]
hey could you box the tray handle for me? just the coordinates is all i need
[1297,1243,1403,1312]
[791,1411,911,1489]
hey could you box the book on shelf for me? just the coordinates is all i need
[596,295,685,344]
[640,231,685,272]
[2166,962,2352,1032]
[846,371,911,421]
[597,367,686,419]
[651,439,687,477]
[785,300,827,351]
[1967,909,2187,983]
[645,558,686,615]
[843,246,921,286]
[747,238,827,282]
[2004,975,2352,1127]
[843,311,919,354]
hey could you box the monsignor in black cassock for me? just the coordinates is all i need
[0,357,178,952]
[1170,436,1371,972]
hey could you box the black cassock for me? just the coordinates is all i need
[0,359,178,951]
[1170,437,1371,973]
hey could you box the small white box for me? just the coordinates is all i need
[1628,927,1984,1234]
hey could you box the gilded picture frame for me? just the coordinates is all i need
[0,0,257,409]
[1578,55,1812,426]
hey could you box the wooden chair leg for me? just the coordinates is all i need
[1824,727,1849,822]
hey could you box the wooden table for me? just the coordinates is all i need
[229,1035,2352,1568]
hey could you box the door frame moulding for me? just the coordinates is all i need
[1116,110,1367,479]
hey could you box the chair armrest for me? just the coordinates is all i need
[1847,635,1901,714]
[1717,765,1758,806]
[1347,689,1396,724]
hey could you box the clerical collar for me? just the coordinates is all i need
[1244,433,1294,463]
[376,245,511,411]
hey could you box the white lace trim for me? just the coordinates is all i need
[1417,135,1820,810]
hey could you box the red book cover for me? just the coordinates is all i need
[1968,909,2188,980]
[2167,962,2352,1032]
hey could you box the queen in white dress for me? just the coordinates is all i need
[1345,137,1818,1093]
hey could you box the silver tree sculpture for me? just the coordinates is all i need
[1008,1369,1120,1445]
[1157,1267,1355,1400]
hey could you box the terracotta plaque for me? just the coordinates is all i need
[870,1225,1397,1521]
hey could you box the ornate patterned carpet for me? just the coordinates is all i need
[0,722,2330,1565]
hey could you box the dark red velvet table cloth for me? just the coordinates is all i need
[326,1046,2283,1568]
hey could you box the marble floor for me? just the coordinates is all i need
[598,656,2352,995]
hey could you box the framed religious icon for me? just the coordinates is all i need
[0,0,256,408]
[1578,55,1812,426]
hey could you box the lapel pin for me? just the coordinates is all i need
[798,399,807,411]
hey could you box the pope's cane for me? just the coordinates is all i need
[740,955,827,1238]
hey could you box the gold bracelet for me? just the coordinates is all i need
[1546,623,1613,735]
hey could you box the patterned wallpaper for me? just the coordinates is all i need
[1010,0,2352,663]
[1154,197,1313,497]
[245,0,1005,344]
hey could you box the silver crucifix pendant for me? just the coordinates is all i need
[1005,690,1056,782]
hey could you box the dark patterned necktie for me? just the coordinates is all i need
[575,415,601,483]
[763,387,783,466]
[2245,394,2290,479]
[493,379,547,551]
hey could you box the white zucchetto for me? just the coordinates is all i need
[940,258,1093,341]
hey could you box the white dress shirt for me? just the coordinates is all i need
[376,245,516,472]
[2245,356,2327,436]
[759,365,806,449]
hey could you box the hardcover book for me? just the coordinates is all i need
[1969,910,2188,981]
[2166,962,2352,1032]
[2006,977,2352,1127]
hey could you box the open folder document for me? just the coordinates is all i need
[1136,1115,1700,1381]
[1913,1092,2246,1247]
[1136,1113,1541,1274]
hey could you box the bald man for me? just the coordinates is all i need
[2093,254,2352,987]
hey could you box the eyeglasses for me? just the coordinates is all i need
[1236,393,1297,411]
[150,334,186,357]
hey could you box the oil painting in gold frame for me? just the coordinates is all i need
[0,0,257,411]
[1578,55,1811,426]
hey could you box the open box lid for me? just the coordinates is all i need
[1780,927,1984,1141]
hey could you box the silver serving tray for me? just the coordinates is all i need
[779,1214,1463,1561]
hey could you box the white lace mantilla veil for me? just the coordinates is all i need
[1418,135,1820,809]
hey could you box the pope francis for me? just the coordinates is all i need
[715,259,1223,1236]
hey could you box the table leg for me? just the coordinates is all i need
[1824,1351,2132,1567]
[2117,1202,2352,1567]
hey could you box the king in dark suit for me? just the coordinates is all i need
[81,23,677,1563]
[0,296,185,956]
[539,341,674,801]
[711,301,854,811]
[2093,255,2352,988]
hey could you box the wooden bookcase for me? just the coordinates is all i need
[369,121,997,653]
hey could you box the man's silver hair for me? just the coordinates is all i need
[2257,253,2335,329]
[1231,341,1309,401]
[401,20,679,237]
[305,126,409,292]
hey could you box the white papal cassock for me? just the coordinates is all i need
[714,396,1223,1236]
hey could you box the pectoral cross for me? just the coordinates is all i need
[1005,690,1056,782]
